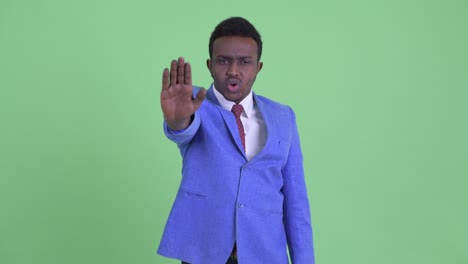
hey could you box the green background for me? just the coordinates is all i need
[1,0,467,263]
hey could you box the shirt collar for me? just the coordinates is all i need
[212,84,254,118]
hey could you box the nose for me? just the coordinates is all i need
[227,62,240,76]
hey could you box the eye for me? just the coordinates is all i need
[217,58,229,65]
[240,59,251,65]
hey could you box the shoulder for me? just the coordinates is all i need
[254,93,296,118]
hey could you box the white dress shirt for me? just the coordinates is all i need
[213,86,267,161]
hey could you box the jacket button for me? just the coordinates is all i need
[238,203,244,208]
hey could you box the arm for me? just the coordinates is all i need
[160,57,206,152]
[163,106,201,152]
[282,108,315,264]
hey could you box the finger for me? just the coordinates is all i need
[177,57,185,84]
[162,68,169,90]
[169,60,177,86]
[193,88,206,109]
[184,62,192,85]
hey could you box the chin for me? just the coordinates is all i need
[222,95,238,103]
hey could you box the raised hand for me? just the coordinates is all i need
[161,57,206,130]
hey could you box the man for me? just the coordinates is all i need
[158,17,314,264]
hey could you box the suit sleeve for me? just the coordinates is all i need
[282,107,315,264]
[163,110,201,156]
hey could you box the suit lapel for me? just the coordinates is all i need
[206,87,247,159]
[251,93,275,161]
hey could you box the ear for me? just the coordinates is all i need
[257,61,263,73]
[206,59,211,70]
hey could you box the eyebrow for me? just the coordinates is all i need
[216,55,253,60]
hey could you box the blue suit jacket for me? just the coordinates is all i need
[158,86,314,264]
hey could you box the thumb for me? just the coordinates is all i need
[193,88,206,108]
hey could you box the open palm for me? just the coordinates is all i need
[161,57,206,130]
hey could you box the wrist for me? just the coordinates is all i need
[165,116,193,131]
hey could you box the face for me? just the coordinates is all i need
[207,36,263,104]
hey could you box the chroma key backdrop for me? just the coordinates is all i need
[1,0,467,263]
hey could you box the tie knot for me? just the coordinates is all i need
[231,104,244,118]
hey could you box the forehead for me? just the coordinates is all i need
[212,36,258,58]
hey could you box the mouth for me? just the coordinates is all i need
[226,78,241,92]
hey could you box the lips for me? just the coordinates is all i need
[226,78,241,92]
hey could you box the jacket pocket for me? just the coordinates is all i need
[269,209,283,215]
[179,189,207,200]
